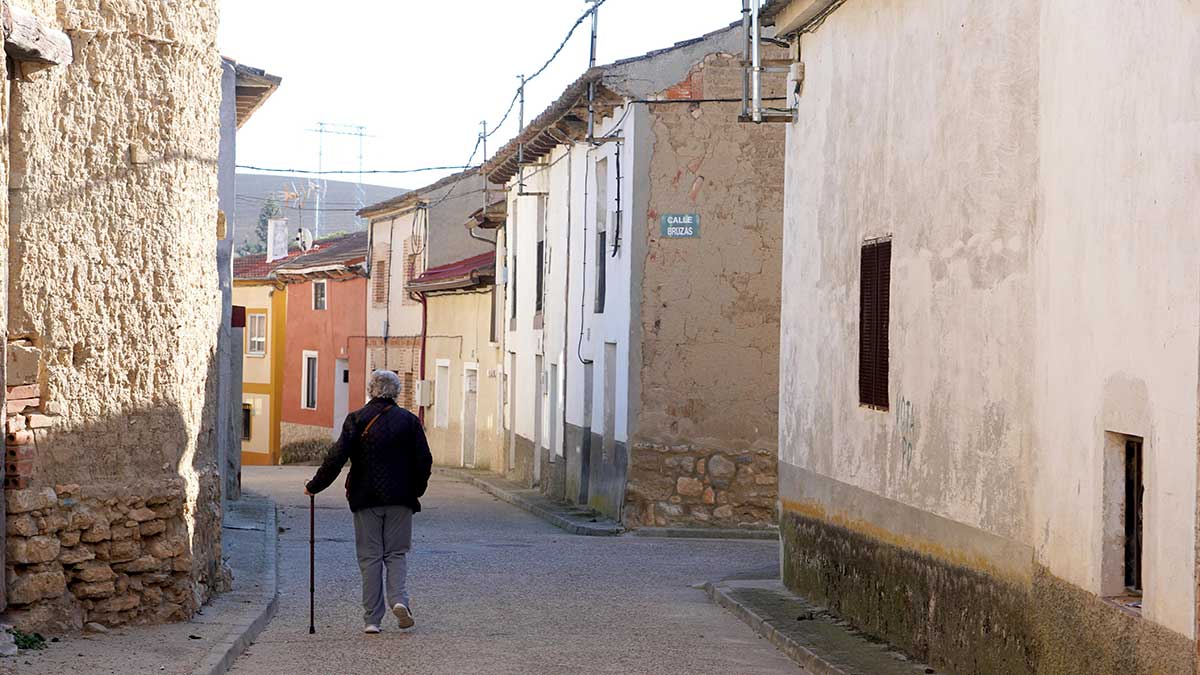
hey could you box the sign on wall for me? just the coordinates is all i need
[660,214,701,239]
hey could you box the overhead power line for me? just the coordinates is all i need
[235,164,471,176]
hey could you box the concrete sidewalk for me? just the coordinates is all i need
[8,495,278,675]
[437,467,624,536]
[439,467,779,540]
[706,579,937,675]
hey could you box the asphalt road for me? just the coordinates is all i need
[230,465,802,675]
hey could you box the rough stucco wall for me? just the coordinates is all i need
[638,53,783,451]
[1033,0,1200,637]
[3,0,224,629]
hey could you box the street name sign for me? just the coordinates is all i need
[660,214,700,239]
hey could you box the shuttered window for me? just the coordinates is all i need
[859,238,891,409]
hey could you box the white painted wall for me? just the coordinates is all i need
[563,104,644,448]
[778,0,1199,638]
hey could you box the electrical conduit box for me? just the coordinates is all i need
[414,380,434,408]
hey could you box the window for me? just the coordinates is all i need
[241,404,253,441]
[594,158,608,313]
[1124,438,1144,593]
[247,314,267,356]
[535,197,546,315]
[313,281,327,311]
[595,231,607,313]
[434,361,450,428]
[510,254,518,321]
[858,238,891,409]
[302,352,318,409]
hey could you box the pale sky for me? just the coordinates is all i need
[218,1,742,192]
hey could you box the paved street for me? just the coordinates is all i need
[230,466,801,675]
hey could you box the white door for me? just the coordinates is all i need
[462,365,478,468]
[332,358,350,440]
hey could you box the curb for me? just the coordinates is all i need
[705,581,848,675]
[629,526,779,541]
[191,499,279,675]
[439,468,623,536]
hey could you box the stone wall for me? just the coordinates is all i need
[2,0,224,631]
[624,444,776,529]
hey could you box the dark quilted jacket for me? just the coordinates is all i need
[305,398,433,513]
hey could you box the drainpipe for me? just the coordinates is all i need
[741,0,751,120]
[417,290,427,426]
[751,0,763,123]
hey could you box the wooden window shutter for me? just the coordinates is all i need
[858,239,891,409]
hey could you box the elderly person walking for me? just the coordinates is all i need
[304,370,433,634]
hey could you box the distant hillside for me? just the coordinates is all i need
[233,173,408,254]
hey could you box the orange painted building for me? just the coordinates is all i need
[275,232,369,451]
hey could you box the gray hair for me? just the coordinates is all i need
[368,370,402,400]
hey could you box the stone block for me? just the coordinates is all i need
[60,530,81,547]
[657,502,685,517]
[754,474,775,486]
[139,519,166,537]
[141,586,162,606]
[696,458,707,475]
[127,507,156,522]
[55,484,80,497]
[7,568,66,605]
[68,505,100,532]
[7,343,41,386]
[38,513,67,534]
[5,398,39,414]
[58,546,94,565]
[109,540,139,563]
[9,535,61,564]
[708,454,736,478]
[26,414,54,429]
[147,536,185,559]
[703,487,716,505]
[110,524,137,541]
[713,505,734,519]
[8,514,37,537]
[121,556,162,574]
[74,561,115,583]
[6,384,38,400]
[93,593,139,614]
[676,477,705,497]
[71,580,115,599]
[89,542,111,561]
[6,415,26,434]
[81,519,111,543]
[664,455,695,474]
[7,487,57,514]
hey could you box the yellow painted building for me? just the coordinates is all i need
[409,253,505,471]
[233,272,288,465]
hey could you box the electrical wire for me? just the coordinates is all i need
[235,164,470,176]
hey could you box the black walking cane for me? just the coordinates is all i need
[309,494,316,634]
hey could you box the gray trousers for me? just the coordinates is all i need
[352,505,413,625]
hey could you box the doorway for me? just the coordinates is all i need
[462,364,478,468]
[332,358,350,441]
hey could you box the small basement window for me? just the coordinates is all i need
[1101,432,1145,608]
[858,238,891,409]
[1124,438,1143,593]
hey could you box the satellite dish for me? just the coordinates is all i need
[297,228,314,252]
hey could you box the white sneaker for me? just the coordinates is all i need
[364,624,381,634]
[392,603,414,629]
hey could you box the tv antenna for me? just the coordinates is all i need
[308,123,374,235]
